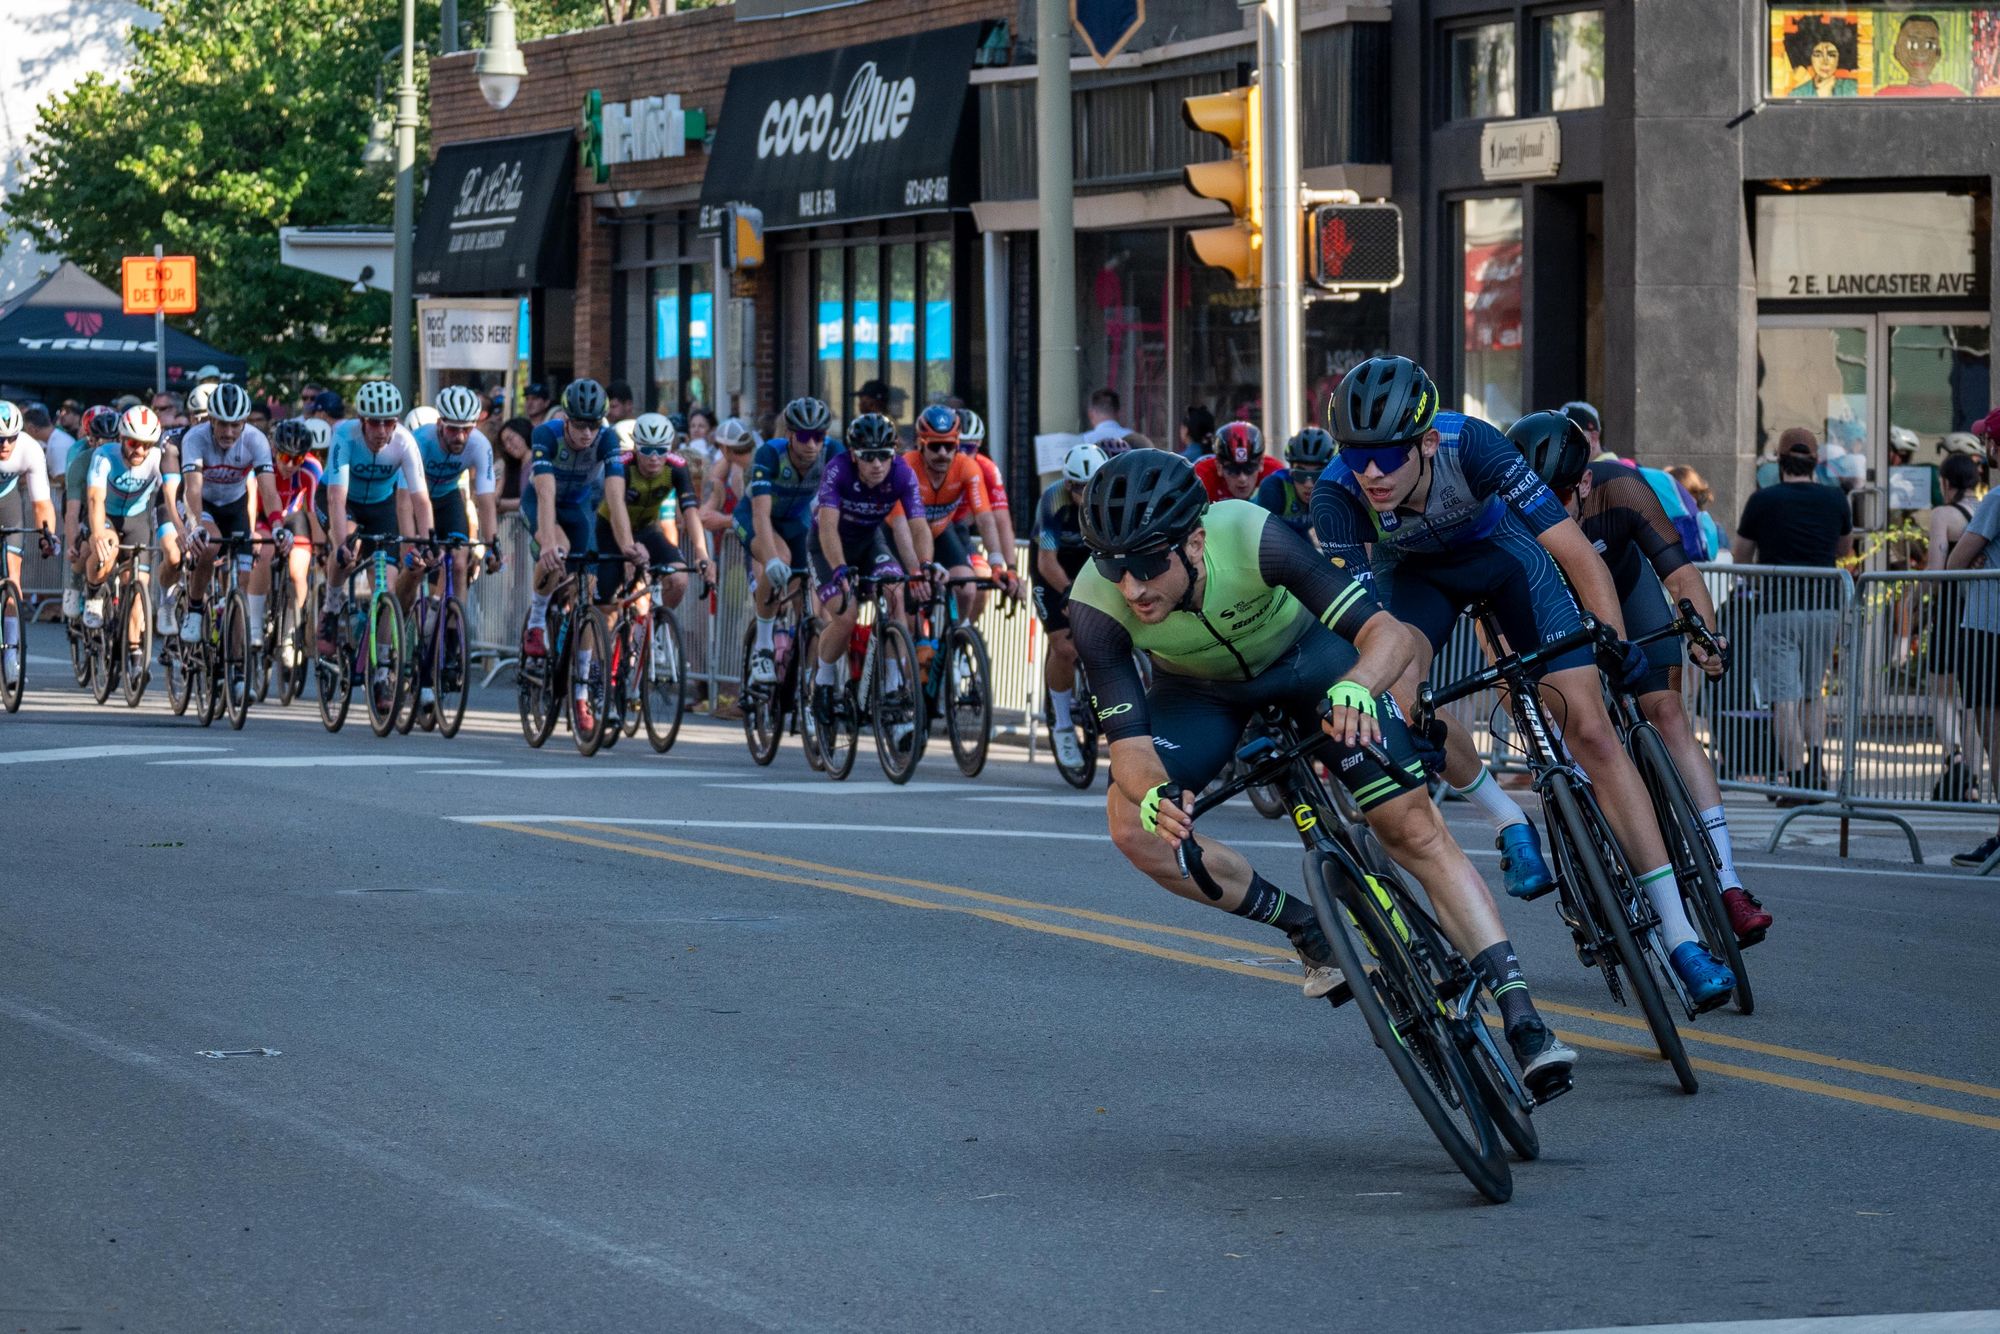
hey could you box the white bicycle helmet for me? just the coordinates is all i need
[1062,441,1108,485]
[434,384,482,426]
[120,405,163,444]
[302,418,333,451]
[185,383,214,418]
[355,380,404,421]
[208,382,252,424]
[0,401,20,439]
[1942,431,1984,458]
[957,408,987,443]
[405,405,440,432]
[633,412,676,449]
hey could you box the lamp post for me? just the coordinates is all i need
[389,0,525,401]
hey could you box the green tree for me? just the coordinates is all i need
[1,0,613,393]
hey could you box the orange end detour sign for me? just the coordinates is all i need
[121,255,198,315]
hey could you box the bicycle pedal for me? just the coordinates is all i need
[1513,880,1558,902]
[1526,1071,1574,1106]
[1736,927,1768,950]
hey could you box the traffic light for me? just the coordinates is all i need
[723,205,765,271]
[1181,84,1260,285]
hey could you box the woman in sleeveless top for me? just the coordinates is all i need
[1927,452,1987,797]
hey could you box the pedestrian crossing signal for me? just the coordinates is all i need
[1309,203,1403,291]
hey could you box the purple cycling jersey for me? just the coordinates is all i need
[816,451,924,536]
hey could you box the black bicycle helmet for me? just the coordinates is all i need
[1285,427,1335,468]
[1329,355,1439,445]
[1080,449,1207,556]
[562,378,608,422]
[86,406,122,441]
[783,396,832,435]
[1505,411,1592,491]
[271,418,315,457]
[846,412,899,452]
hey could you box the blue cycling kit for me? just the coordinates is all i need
[87,444,170,519]
[529,420,623,514]
[413,423,497,499]
[733,438,835,535]
[327,419,426,506]
[1253,469,1313,536]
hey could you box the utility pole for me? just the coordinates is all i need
[1249,0,1303,447]
[1035,0,1080,443]
[390,0,419,400]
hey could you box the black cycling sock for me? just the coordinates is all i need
[1472,941,1537,1029]
[1232,873,1316,933]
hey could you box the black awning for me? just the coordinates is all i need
[413,130,577,295]
[701,23,981,230]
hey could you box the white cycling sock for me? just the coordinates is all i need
[1050,688,1074,730]
[1637,864,1699,952]
[883,658,904,692]
[814,657,840,686]
[1451,767,1528,831]
[1699,806,1743,891]
[755,616,774,651]
[247,594,266,635]
[528,592,551,630]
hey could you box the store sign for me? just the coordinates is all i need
[582,91,708,184]
[413,131,576,294]
[700,23,980,228]
[1756,192,1982,301]
[1478,117,1561,182]
[418,298,521,372]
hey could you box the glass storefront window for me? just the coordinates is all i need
[1889,322,1992,449]
[1304,291,1393,436]
[852,243,882,412]
[923,241,953,402]
[686,263,713,415]
[1448,21,1516,121]
[816,249,846,417]
[1461,196,1524,424]
[1757,323,1870,483]
[888,243,917,417]
[1537,10,1605,111]
[1079,229,1171,442]
[1768,7,2000,99]
[651,266,682,417]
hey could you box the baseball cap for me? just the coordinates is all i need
[1777,426,1819,458]
[525,381,551,400]
[313,389,345,416]
[853,379,891,402]
[1560,400,1601,432]
[1974,408,2000,439]
[194,364,222,382]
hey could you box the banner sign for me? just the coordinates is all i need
[419,298,522,373]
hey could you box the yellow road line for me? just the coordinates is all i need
[483,820,2000,1134]
[562,821,2000,1106]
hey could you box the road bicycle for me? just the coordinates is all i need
[268,545,322,708]
[176,533,274,731]
[913,574,1006,778]
[0,526,48,714]
[516,553,611,754]
[1420,608,1697,1094]
[810,571,925,784]
[739,573,826,772]
[396,536,480,739]
[83,541,155,708]
[1610,599,1753,1015]
[1044,655,1101,788]
[602,558,702,754]
[317,532,409,736]
[1182,706,1548,1204]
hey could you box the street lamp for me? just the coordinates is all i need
[390,0,526,401]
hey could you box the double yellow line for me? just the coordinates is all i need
[481,819,2000,1134]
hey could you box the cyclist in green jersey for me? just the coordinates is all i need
[1068,450,1576,1089]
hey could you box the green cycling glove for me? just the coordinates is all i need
[1326,679,1378,718]
[1140,782,1175,834]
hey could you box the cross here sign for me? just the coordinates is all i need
[419,300,521,372]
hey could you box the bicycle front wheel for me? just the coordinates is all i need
[1307,852,1512,1203]
[365,595,404,737]
[643,609,687,753]
[869,619,924,785]
[166,592,194,718]
[942,625,992,778]
[395,597,434,736]
[221,593,252,730]
[568,607,612,757]
[91,605,118,706]
[69,614,92,688]
[119,582,152,709]
[316,601,352,733]
[1546,772,1697,1094]
[0,582,23,713]
[1634,724,1752,1016]
[518,611,558,749]
[739,627,781,766]
[435,596,470,739]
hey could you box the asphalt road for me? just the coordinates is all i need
[3,621,1998,1334]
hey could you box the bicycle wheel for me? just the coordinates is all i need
[941,625,992,777]
[274,575,302,705]
[395,596,434,736]
[221,593,252,730]
[90,598,118,706]
[1307,852,1513,1203]
[249,600,272,705]
[193,600,221,728]
[1633,724,1752,1016]
[1460,1007,1542,1162]
[435,596,470,739]
[68,612,92,687]
[1045,685,1098,789]
[119,582,152,709]
[869,619,924,784]
[643,608,687,753]
[0,582,23,713]
[365,595,404,738]
[733,627,779,766]
[568,607,612,757]
[1545,772,1697,1094]
[166,591,194,717]
[316,600,352,732]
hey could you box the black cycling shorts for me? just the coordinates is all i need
[1146,620,1426,814]
[1621,560,1680,696]
[1372,528,1592,676]
[809,525,902,590]
[346,496,401,544]
[202,493,252,542]
[431,488,470,542]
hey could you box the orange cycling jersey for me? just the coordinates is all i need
[950,451,1009,524]
[897,450,990,535]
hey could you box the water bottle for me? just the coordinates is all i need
[772,625,792,676]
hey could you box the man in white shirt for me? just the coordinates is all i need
[1081,388,1128,445]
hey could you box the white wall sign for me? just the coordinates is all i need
[1479,117,1561,182]
[1756,192,1981,301]
[605,94,689,166]
[418,298,521,373]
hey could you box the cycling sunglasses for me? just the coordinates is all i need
[634,444,675,458]
[791,429,826,445]
[1288,466,1324,482]
[1092,543,1177,584]
[853,448,896,464]
[1220,460,1262,477]
[922,439,958,454]
[1336,440,1420,475]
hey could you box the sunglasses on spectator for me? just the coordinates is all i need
[854,448,896,464]
[1336,441,1419,475]
[1092,544,1177,583]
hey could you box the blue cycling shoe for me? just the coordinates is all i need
[1497,823,1554,899]
[1669,941,1736,1012]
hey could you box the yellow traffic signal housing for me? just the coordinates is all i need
[1181,84,1261,285]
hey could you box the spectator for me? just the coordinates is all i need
[56,400,83,438]
[1945,456,2000,867]
[1081,388,1127,446]
[607,380,636,424]
[523,381,554,428]
[1732,427,1854,801]
[683,406,719,473]
[1667,464,1725,559]
[1562,401,1615,461]
[311,390,345,424]
[1179,405,1216,460]
[20,404,73,487]
[1976,408,2000,486]
[296,381,326,417]
[852,378,905,422]
[1927,452,1987,807]
[494,416,534,516]
[248,400,272,433]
